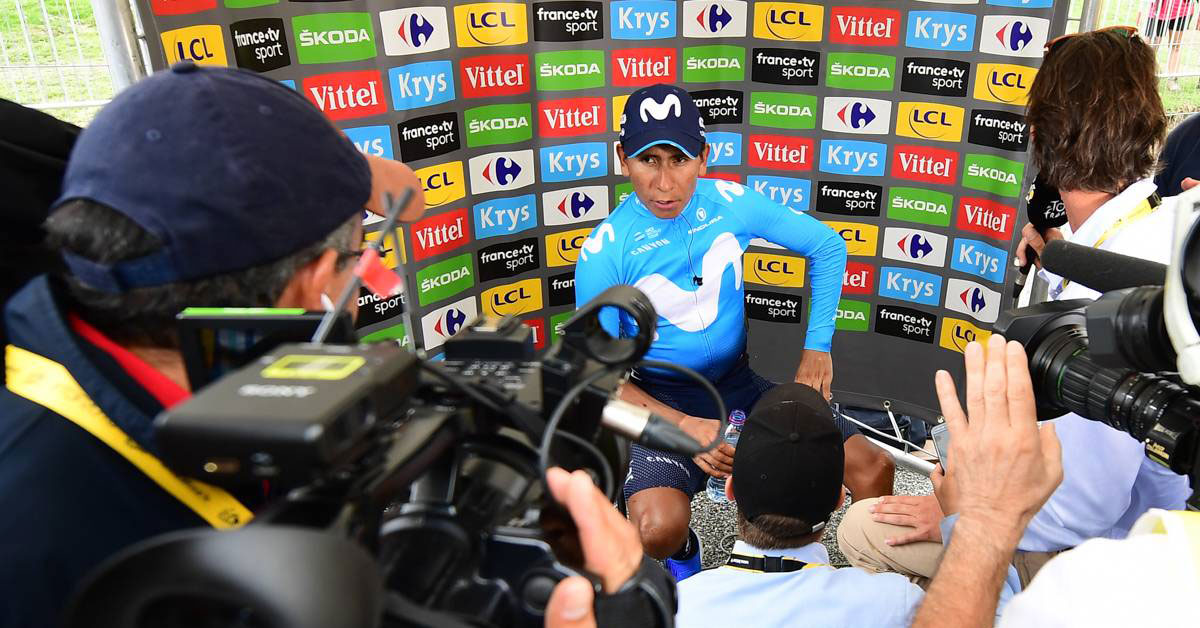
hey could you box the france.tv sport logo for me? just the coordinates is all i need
[533,1,605,42]
[752,2,824,42]
[821,97,892,135]
[379,7,451,57]
[542,185,611,226]
[815,181,881,217]
[469,149,537,194]
[454,3,529,48]
[683,1,747,38]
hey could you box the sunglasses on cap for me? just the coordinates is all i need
[1044,25,1138,58]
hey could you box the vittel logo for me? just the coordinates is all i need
[379,7,450,57]
[830,7,900,46]
[683,1,748,38]
[951,237,1007,283]
[344,125,393,160]
[821,97,892,135]
[611,0,677,40]
[748,135,813,170]
[612,48,677,86]
[533,2,604,42]
[473,194,537,239]
[539,98,606,138]
[905,11,976,52]
[707,131,743,167]
[819,140,886,177]
[957,197,1016,240]
[542,185,610,226]
[815,181,882,217]
[460,54,530,98]
[945,278,1001,323]
[882,227,948,268]
[303,70,385,121]
[469,149,537,194]
[748,175,810,213]
[412,208,471,262]
[979,15,1049,58]
[397,112,460,162]
[843,261,875,295]
[387,60,455,111]
[879,266,943,306]
[892,145,958,185]
[540,142,607,183]
[751,48,820,86]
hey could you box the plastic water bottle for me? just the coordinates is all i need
[706,409,746,503]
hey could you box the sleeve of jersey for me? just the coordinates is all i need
[573,225,621,338]
[741,187,847,352]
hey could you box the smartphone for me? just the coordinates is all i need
[931,422,950,464]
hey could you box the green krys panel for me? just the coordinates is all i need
[961,154,1024,198]
[292,13,376,64]
[749,91,816,130]
[464,103,533,148]
[359,323,410,346]
[181,307,306,316]
[825,52,895,91]
[550,310,573,343]
[835,299,870,332]
[682,45,745,83]
[415,253,475,306]
[534,49,605,91]
[887,187,953,227]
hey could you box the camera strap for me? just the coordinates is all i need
[4,344,253,529]
[724,552,827,573]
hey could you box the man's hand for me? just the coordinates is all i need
[545,467,642,593]
[794,349,834,400]
[363,154,426,222]
[679,417,734,477]
[1182,176,1199,191]
[1014,223,1063,270]
[869,494,944,546]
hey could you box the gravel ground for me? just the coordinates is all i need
[691,468,934,568]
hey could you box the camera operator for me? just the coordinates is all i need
[840,28,1190,587]
[0,63,422,627]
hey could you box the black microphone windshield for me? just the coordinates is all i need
[1041,239,1167,293]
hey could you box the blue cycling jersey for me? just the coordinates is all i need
[574,178,847,382]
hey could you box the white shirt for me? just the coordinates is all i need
[1019,179,1191,551]
[675,540,923,628]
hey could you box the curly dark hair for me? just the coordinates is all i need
[1027,29,1165,194]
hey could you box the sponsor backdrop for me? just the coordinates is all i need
[138,0,1070,419]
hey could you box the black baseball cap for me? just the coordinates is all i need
[733,383,845,532]
[618,84,706,159]
[53,61,371,293]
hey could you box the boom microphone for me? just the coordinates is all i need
[1041,239,1167,293]
[1013,175,1069,299]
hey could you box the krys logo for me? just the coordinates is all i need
[344,125,393,160]
[397,112,460,162]
[303,70,385,121]
[940,317,992,354]
[469,149,537,194]
[611,0,678,40]
[540,142,607,182]
[293,13,375,64]
[901,57,969,98]
[887,187,952,227]
[477,237,539,282]
[816,181,881,217]
[751,48,819,86]
[683,45,745,83]
[539,98,606,138]
[546,227,594,266]
[975,63,1037,106]
[415,161,466,208]
[892,145,958,185]
[465,103,532,148]
[230,18,290,73]
[830,7,900,46]
[875,304,937,344]
[691,89,743,125]
[684,1,748,38]
[897,102,965,143]
[952,237,1007,283]
[750,91,816,130]
[968,109,1029,152]
[379,7,451,57]
[460,54,530,98]
[748,175,809,213]
[454,3,529,48]
[748,135,812,170]
[543,185,611,226]
[826,52,895,91]
[825,221,879,257]
[979,15,1049,58]
[958,197,1016,240]
[473,194,537,239]
[744,253,806,288]
[879,266,943,306]
[745,289,803,324]
[835,299,870,332]
[905,11,976,52]
[388,60,455,111]
[843,261,875,295]
[819,140,886,177]
[821,97,891,135]
[416,253,475,306]
[421,297,478,351]
[882,227,948,268]
[548,271,575,306]
[962,153,1024,198]
[946,278,1001,323]
[613,47,677,86]
[534,2,604,42]
[707,131,743,167]
[536,49,605,91]
[411,208,471,262]
[161,25,228,66]
[753,2,824,42]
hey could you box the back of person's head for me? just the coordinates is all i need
[1027,28,1164,195]
[731,383,845,550]
[43,62,372,348]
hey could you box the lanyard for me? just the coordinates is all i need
[5,344,252,529]
[1055,194,1160,296]
[724,552,828,573]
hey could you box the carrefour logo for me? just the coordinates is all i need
[421,296,478,351]
[962,153,1024,198]
[749,91,816,130]
[415,253,475,306]
[881,227,948,268]
[344,125,393,159]
[819,140,886,177]
[748,175,809,213]
[453,3,529,48]
[469,149,537,194]
[611,0,677,40]
[974,63,1037,105]
[414,161,466,208]
[465,103,532,148]
[826,52,895,91]
[379,7,450,57]
[542,185,611,226]
[473,194,537,239]
[887,186,953,227]
[816,181,881,217]
[897,102,965,143]
[905,11,976,52]
[752,2,824,42]
[539,142,607,182]
[821,97,891,135]
[879,266,943,306]
[744,252,806,288]
[707,131,743,167]
[945,278,1001,323]
[293,13,376,64]
[979,16,1048,58]
[683,1,748,38]
[388,60,455,111]
[536,49,605,91]
[951,237,1007,283]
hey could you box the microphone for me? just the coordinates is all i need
[601,400,706,455]
[693,275,703,286]
[1041,239,1167,293]
[1014,176,1069,299]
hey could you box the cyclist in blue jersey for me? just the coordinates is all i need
[575,85,894,580]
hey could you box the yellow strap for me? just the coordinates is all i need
[1060,198,1158,290]
[1151,511,1200,579]
[5,344,252,529]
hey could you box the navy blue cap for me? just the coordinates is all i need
[619,84,706,159]
[54,61,371,292]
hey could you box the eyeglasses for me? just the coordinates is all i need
[1044,25,1138,58]
[334,247,366,264]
